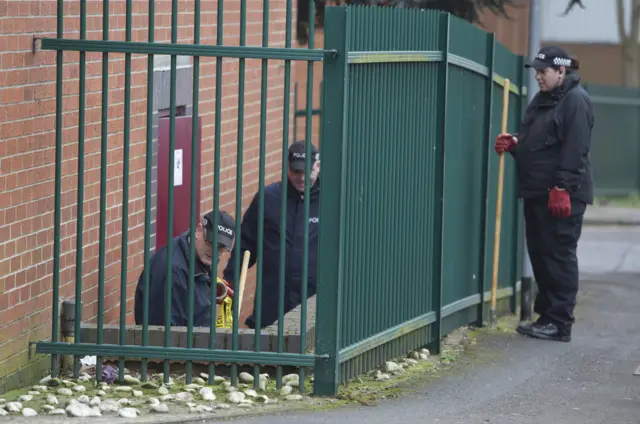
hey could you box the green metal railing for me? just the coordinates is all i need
[39,0,330,393]
[583,84,640,197]
[39,2,526,398]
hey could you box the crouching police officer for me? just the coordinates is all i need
[495,46,594,342]
[223,141,321,329]
[134,210,236,327]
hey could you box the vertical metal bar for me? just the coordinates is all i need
[51,0,64,379]
[429,12,450,355]
[73,0,87,380]
[521,0,540,322]
[96,0,110,383]
[276,0,294,390]
[208,0,223,385]
[511,56,526,314]
[294,82,298,142]
[118,0,133,385]
[163,0,179,385]
[231,0,248,388]
[319,80,323,146]
[477,32,495,327]
[141,0,155,383]
[313,5,349,398]
[186,0,201,387]
[252,0,270,390]
[299,0,316,394]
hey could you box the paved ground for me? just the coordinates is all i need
[225,225,640,424]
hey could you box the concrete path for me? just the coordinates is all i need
[224,226,640,424]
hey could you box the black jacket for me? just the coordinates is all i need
[513,73,595,204]
[223,178,320,328]
[134,233,214,327]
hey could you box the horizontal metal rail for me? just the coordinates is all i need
[338,311,437,364]
[40,38,334,61]
[36,342,327,367]
[347,49,524,95]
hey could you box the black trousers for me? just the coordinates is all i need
[524,196,586,329]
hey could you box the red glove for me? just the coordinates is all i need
[494,134,517,154]
[548,187,571,218]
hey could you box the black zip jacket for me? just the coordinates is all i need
[512,73,595,204]
[134,232,214,327]
[223,178,320,329]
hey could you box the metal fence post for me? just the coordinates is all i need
[429,12,450,355]
[477,32,496,327]
[314,5,350,397]
[520,0,541,322]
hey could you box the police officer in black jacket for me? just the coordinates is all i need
[134,210,236,327]
[495,46,594,342]
[223,141,321,329]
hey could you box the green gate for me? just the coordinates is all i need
[36,0,332,394]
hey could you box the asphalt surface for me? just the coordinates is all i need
[226,226,640,424]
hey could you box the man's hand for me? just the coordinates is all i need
[494,133,517,155]
[548,187,571,218]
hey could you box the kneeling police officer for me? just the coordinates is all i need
[134,210,236,327]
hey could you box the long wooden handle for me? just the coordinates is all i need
[236,250,251,318]
[491,79,511,314]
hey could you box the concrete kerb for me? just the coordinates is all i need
[583,207,640,227]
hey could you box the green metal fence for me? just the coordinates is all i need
[37,2,525,398]
[584,84,640,197]
[314,6,525,395]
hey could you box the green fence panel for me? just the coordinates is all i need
[315,6,526,395]
[585,84,640,196]
[441,18,491,320]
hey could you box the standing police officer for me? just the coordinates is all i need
[223,141,321,329]
[134,210,236,327]
[495,46,594,342]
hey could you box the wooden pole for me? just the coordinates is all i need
[490,78,511,328]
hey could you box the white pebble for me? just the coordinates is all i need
[226,391,245,404]
[280,385,293,396]
[19,394,33,402]
[150,403,169,413]
[22,408,38,416]
[118,407,139,418]
[285,394,303,401]
[6,402,22,412]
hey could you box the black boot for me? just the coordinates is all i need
[515,316,548,336]
[516,321,534,336]
[528,322,571,342]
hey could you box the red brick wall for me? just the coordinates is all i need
[0,0,298,382]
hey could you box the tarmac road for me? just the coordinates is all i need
[226,226,640,424]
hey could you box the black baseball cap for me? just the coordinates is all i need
[288,141,319,171]
[525,46,574,70]
[202,210,235,250]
